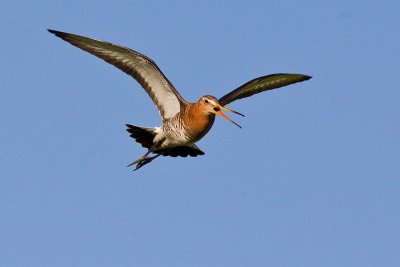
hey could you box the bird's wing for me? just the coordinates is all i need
[218,73,311,106]
[48,29,187,119]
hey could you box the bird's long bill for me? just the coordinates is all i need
[214,104,243,128]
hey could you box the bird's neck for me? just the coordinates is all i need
[184,103,215,142]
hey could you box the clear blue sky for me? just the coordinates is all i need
[2,0,400,266]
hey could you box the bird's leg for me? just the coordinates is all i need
[127,144,160,170]
[132,154,161,171]
[127,150,152,167]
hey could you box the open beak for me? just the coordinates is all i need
[213,104,244,128]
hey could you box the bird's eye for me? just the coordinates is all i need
[204,99,209,103]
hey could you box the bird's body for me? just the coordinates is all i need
[159,98,216,147]
[138,100,216,151]
[125,95,225,168]
[48,29,312,170]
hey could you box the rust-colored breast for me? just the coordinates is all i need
[184,103,215,142]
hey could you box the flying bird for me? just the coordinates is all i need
[48,29,311,170]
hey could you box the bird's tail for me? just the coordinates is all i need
[125,124,157,149]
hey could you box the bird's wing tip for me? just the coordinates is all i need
[47,29,68,37]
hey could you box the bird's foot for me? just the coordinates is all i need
[127,154,160,171]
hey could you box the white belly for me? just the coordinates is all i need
[153,126,193,149]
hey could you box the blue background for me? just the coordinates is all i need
[2,1,399,266]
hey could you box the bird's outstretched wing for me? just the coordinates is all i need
[48,29,188,119]
[219,73,311,106]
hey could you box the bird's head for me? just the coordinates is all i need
[198,95,244,128]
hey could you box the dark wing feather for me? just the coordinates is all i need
[48,29,188,119]
[156,145,205,157]
[219,73,311,106]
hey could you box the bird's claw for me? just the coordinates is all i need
[129,155,160,171]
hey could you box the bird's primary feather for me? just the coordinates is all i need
[48,29,187,120]
[219,73,311,106]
